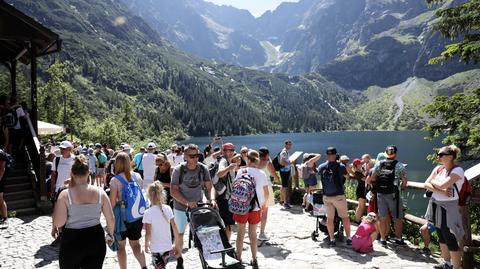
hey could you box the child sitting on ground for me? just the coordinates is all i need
[352,212,379,253]
[143,182,181,269]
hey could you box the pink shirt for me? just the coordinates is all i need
[352,222,376,253]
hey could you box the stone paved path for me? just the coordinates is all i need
[0,204,441,269]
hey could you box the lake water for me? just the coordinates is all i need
[182,130,443,216]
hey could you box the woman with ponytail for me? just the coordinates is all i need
[424,145,464,269]
[53,155,115,268]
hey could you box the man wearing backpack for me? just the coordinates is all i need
[279,140,293,209]
[318,147,352,247]
[215,142,238,240]
[368,145,407,246]
[170,144,214,269]
[133,147,146,178]
[95,143,107,187]
[7,97,28,154]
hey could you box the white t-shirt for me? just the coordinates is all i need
[142,205,174,253]
[204,155,216,167]
[431,165,465,201]
[142,152,157,182]
[13,106,25,130]
[234,167,268,211]
[52,155,75,191]
[168,153,184,167]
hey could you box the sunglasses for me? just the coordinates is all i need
[224,149,235,152]
[437,153,451,157]
[156,161,166,166]
[187,154,199,159]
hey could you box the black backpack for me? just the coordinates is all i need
[375,160,398,194]
[4,106,19,128]
[272,152,284,171]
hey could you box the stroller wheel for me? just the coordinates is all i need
[311,231,318,241]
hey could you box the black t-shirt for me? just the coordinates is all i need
[155,167,171,186]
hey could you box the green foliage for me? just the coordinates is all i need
[423,88,480,160]
[426,0,480,64]
[7,0,359,141]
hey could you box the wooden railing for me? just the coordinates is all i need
[25,116,47,201]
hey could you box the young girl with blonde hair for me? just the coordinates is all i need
[143,181,181,269]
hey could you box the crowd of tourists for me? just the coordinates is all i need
[39,138,469,269]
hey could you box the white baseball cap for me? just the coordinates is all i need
[339,155,350,161]
[59,141,73,149]
[122,144,132,153]
[147,142,156,149]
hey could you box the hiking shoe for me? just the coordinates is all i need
[346,239,352,246]
[176,257,184,269]
[421,247,431,255]
[380,240,387,247]
[283,203,292,209]
[251,259,259,269]
[433,263,452,269]
[329,240,336,247]
[394,239,407,246]
[0,218,7,229]
[258,232,270,241]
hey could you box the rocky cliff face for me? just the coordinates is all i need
[123,0,477,90]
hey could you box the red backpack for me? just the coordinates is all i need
[437,165,472,206]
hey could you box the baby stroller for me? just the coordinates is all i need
[309,190,344,241]
[187,203,242,269]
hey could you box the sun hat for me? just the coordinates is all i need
[147,142,156,149]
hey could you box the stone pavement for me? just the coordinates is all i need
[0,204,441,269]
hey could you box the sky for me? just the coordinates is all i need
[204,0,300,17]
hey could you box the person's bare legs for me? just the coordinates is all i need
[248,223,258,261]
[379,217,388,241]
[117,240,127,269]
[420,224,431,248]
[394,218,403,240]
[355,198,366,222]
[341,217,351,238]
[129,239,146,267]
[439,244,451,266]
[0,193,7,219]
[450,250,461,269]
[225,225,232,241]
[327,216,335,241]
[236,223,246,261]
[260,207,268,235]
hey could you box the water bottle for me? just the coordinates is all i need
[427,223,435,234]
[120,200,127,222]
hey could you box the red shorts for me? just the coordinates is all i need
[233,210,262,225]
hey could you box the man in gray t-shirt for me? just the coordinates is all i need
[170,144,214,268]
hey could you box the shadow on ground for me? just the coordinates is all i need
[34,244,58,268]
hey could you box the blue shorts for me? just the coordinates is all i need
[174,209,189,234]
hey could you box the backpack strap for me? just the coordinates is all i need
[98,187,102,205]
[178,163,186,185]
[55,157,60,171]
[137,153,144,169]
[67,189,73,206]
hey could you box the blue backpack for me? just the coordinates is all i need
[116,174,147,223]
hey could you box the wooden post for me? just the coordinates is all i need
[461,205,474,269]
[39,146,47,200]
